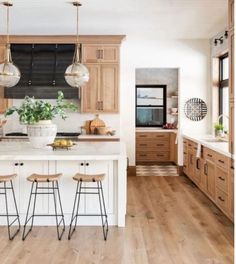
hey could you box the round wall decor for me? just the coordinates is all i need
[184,98,207,121]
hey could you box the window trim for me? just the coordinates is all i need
[219,53,229,117]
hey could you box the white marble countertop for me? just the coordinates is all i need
[136,128,178,133]
[183,134,232,158]
[0,141,127,161]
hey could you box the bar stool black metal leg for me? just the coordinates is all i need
[9,180,20,239]
[22,181,35,240]
[52,181,65,240]
[4,182,11,240]
[97,181,108,241]
[99,181,108,237]
[68,181,82,240]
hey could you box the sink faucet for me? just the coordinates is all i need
[218,114,229,126]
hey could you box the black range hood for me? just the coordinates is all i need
[4,44,79,99]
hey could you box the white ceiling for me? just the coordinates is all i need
[0,0,228,39]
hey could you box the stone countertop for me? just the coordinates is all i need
[183,134,232,158]
[0,141,127,161]
[136,128,178,133]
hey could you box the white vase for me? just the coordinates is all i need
[27,120,57,148]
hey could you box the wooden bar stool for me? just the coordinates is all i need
[22,173,65,241]
[0,174,20,240]
[68,173,108,240]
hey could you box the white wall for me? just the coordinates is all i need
[120,36,211,165]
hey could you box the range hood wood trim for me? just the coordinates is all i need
[0,35,126,45]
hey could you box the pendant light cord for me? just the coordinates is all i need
[7,4,9,45]
[76,4,79,45]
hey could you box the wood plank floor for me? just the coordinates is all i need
[0,176,234,264]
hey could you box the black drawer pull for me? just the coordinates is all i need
[218,176,225,181]
[207,154,212,158]
[196,159,200,170]
[218,160,224,164]
[218,196,225,202]
[184,152,187,155]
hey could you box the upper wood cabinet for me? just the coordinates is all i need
[82,45,119,64]
[81,64,119,113]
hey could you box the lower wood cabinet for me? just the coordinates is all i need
[136,132,178,164]
[183,138,234,221]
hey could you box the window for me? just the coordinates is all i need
[219,53,229,132]
[136,85,167,127]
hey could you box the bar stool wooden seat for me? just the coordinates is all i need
[0,174,20,240]
[22,173,65,241]
[68,173,108,241]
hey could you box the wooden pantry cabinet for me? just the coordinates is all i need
[183,138,233,221]
[81,64,119,113]
[136,132,178,164]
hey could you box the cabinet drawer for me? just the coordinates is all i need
[216,188,229,213]
[203,147,216,162]
[136,151,169,161]
[136,141,169,150]
[136,132,169,141]
[216,167,229,193]
[215,153,229,170]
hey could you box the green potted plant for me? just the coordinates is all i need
[214,122,224,138]
[5,91,77,148]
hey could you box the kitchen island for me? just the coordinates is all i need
[0,142,127,227]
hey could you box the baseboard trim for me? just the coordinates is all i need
[177,166,184,176]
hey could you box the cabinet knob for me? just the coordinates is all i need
[20,163,24,166]
[86,163,89,166]
[14,163,18,166]
[80,163,84,166]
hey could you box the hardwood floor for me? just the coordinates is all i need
[0,176,233,264]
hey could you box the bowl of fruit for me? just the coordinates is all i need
[48,139,76,150]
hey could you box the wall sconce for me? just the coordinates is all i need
[214,30,228,46]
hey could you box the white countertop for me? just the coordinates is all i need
[136,128,178,133]
[0,141,127,161]
[183,134,232,158]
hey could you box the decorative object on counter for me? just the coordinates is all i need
[184,98,207,121]
[163,123,177,129]
[81,120,92,135]
[0,2,21,88]
[5,91,77,148]
[48,139,76,150]
[90,114,106,134]
[64,1,89,88]
[214,123,225,138]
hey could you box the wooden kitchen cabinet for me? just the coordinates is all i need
[136,132,172,164]
[229,0,234,31]
[81,64,119,113]
[183,137,233,221]
[82,44,119,63]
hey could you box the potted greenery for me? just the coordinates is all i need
[5,91,77,148]
[214,122,224,138]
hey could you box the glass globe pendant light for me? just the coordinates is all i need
[65,1,89,88]
[0,2,20,88]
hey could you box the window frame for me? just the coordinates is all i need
[219,53,229,117]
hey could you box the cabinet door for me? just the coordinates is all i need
[100,46,119,63]
[188,150,195,180]
[82,45,119,63]
[206,160,216,200]
[0,44,12,114]
[100,64,119,112]
[84,160,114,215]
[81,64,100,113]
[19,161,48,216]
[229,30,234,100]
[229,166,234,220]
[55,160,85,214]
[0,161,19,225]
[229,0,234,31]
